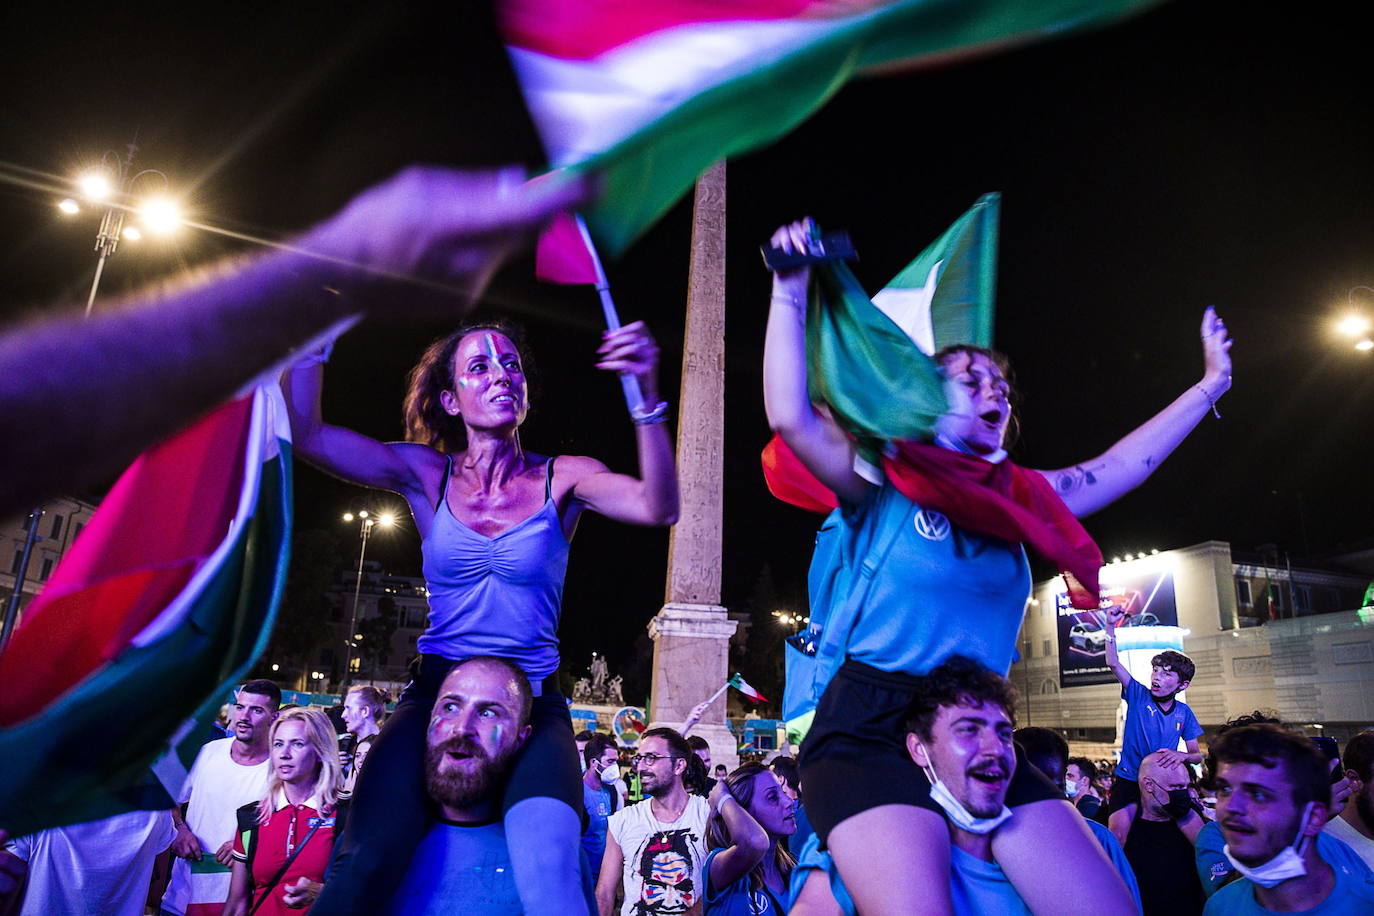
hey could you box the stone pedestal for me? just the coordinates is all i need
[648,162,738,771]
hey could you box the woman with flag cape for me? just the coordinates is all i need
[762,216,1232,916]
[283,319,678,916]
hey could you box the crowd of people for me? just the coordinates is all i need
[1,167,1372,916]
[5,656,1374,915]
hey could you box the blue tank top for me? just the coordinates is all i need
[843,482,1031,676]
[417,458,570,679]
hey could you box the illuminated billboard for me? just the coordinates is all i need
[1057,564,1178,688]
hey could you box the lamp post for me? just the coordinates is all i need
[57,138,182,317]
[340,509,394,692]
[1,144,182,653]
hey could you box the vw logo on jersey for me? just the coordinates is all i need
[914,509,951,541]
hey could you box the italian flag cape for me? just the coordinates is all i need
[760,195,1102,607]
[0,385,292,837]
[500,0,1161,254]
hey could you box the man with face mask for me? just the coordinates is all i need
[581,734,622,880]
[1206,724,1374,914]
[1123,750,1207,915]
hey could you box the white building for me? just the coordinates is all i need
[1,497,100,625]
[1010,540,1374,758]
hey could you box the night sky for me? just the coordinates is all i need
[3,2,1373,693]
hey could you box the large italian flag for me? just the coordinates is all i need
[501,0,1160,254]
[0,385,292,837]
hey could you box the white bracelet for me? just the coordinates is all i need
[631,400,670,426]
[770,293,804,309]
[1193,384,1221,419]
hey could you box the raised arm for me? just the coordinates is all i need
[1102,605,1133,688]
[0,166,590,519]
[565,321,679,526]
[762,220,869,504]
[1035,307,1232,518]
[705,781,771,893]
[281,355,438,506]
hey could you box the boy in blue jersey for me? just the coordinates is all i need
[1103,605,1204,845]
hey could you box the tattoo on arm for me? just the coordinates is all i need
[1055,463,1104,494]
[1143,456,1156,469]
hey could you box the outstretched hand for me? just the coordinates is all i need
[304,166,594,316]
[1199,306,1233,396]
[596,320,661,400]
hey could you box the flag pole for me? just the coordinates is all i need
[574,215,645,412]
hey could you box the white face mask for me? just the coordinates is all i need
[1065,780,1081,798]
[599,763,620,784]
[917,744,1013,835]
[1223,802,1314,888]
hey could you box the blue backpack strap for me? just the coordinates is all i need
[814,488,910,664]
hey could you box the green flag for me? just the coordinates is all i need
[807,193,1000,461]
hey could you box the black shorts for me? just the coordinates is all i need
[1106,776,1140,815]
[799,659,1062,848]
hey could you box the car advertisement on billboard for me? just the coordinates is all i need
[1057,566,1178,687]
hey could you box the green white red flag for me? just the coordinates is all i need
[0,385,292,837]
[729,673,768,703]
[500,0,1160,254]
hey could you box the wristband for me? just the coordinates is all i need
[1193,384,1221,419]
[631,400,670,426]
[713,792,736,814]
[770,293,804,309]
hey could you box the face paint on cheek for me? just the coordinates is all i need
[456,377,471,389]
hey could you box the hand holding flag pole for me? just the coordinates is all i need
[575,215,645,413]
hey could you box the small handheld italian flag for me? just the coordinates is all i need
[728,673,768,704]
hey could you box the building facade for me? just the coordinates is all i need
[1,497,100,625]
[1010,540,1374,758]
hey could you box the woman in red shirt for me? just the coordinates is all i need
[225,707,346,916]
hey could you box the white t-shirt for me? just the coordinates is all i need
[607,794,711,916]
[1324,813,1374,871]
[8,810,175,916]
[162,737,271,916]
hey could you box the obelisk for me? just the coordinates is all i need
[648,161,738,769]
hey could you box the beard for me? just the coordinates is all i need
[425,736,515,810]
[1356,789,1374,831]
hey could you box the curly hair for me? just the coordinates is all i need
[402,320,536,453]
[903,655,1019,742]
[1151,650,1196,684]
[932,345,1021,448]
[1212,723,1331,808]
[705,763,796,892]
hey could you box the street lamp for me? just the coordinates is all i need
[59,138,183,317]
[340,508,395,692]
[1337,286,1374,353]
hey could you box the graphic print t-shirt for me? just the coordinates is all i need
[608,795,711,916]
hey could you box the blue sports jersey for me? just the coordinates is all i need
[1116,679,1203,781]
[842,484,1031,677]
[1195,820,1373,898]
[787,832,1031,915]
[1203,859,1374,914]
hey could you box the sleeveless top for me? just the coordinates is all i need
[417,457,570,679]
[842,482,1031,677]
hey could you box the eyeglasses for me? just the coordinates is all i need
[631,753,682,766]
